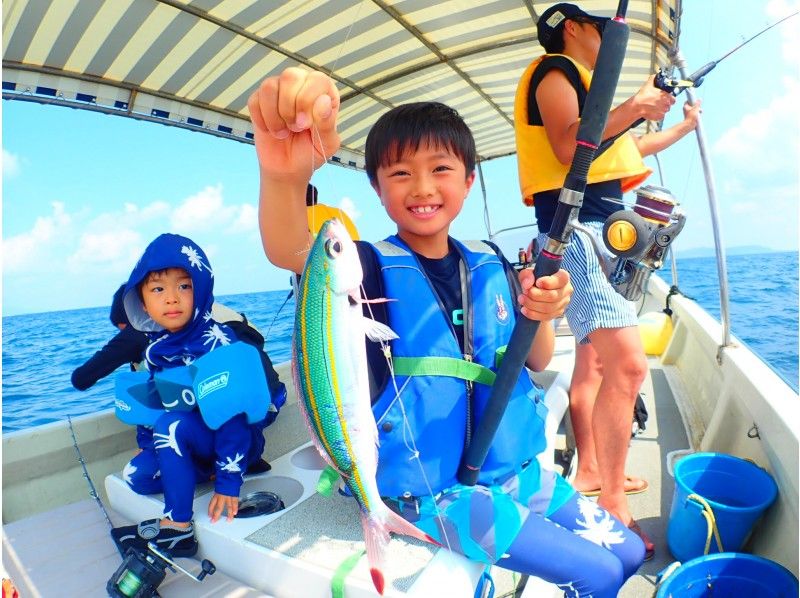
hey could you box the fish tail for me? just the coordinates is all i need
[361,507,443,594]
[361,511,390,595]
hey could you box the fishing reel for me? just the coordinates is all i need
[653,67,697,95]
[107,544,215,598]
[600,185,686,302]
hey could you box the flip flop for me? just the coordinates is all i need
[579,476,649,497]
[628,519,655,561]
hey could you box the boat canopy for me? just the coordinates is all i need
[3,0,680,170]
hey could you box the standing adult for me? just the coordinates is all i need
[514,2,701,560]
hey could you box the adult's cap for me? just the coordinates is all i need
[537,3,608,52]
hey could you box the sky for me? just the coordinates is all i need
[2,0,799,316]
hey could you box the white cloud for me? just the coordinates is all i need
[729,201,758,214]
[3,202,71,272]
[4,185,258,277]
[339,196,361,222]
[124,200,171,221]
[169,185,259,236]
[66,229,144,272]
[170,184,237,233]
[767,1,800,65]
[712,77,799,177]
[230,202,258,233]
[2,148,21,178]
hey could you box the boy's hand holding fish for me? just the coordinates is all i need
[248,68,342,275]
[248,67,340,180]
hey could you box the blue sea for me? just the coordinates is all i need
[2,252,797,432]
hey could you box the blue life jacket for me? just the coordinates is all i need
[370,236,547,497]
[115,342,271,429]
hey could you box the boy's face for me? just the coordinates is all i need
[140,267,194,332]
[372,141,475,255]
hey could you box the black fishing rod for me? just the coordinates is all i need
[457,1,632,486]
[596,10,799,156]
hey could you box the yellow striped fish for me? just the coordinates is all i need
[292,219,436,595]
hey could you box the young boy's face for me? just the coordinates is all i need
[372,141,475,254]
[140,267,194,332]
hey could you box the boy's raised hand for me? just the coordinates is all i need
[248,67,341,182]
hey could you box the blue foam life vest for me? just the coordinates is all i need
[114,371,163,426]
[370,236,548,497]
[114,342,270,429]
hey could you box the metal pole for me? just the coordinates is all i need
[477,161,494,241]
[672,49,732,352]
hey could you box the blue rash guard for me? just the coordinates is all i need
[119,233,286,521]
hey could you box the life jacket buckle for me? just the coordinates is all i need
[397,494,420,515]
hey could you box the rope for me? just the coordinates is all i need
[686,493,724,555]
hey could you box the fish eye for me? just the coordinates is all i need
[324,239,342,258]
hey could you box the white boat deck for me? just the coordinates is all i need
[2,329,691,598]
[2,498,268,597]
[5,276,798,596]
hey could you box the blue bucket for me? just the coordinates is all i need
[655,553,798,597]
[667,452,778,562]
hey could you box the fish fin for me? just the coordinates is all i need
[362,317,399,343]
[361,511,390,595]
[383,507,442,547]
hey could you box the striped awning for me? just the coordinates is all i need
[3,0,681,170]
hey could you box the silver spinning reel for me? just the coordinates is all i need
[601,185,686,301]
[571,185,686,302]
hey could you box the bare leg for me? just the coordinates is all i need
[587,326,647,525]
[570,342,603,492]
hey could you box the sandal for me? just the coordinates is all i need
[579,476,649,497]
[628,519,655,561]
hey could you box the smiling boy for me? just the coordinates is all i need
[248,68,647,596]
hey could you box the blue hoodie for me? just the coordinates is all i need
[123,233,266,496]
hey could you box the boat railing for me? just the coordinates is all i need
[670,48,733,357]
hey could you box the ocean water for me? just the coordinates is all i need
[2,252,797,432]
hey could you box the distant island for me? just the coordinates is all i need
[676,246,795,258]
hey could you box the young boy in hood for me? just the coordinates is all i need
[113,233,286,557]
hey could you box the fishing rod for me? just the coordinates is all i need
[661,9,798,91]
[66,416,217,597]
[457,0,633,486]
[68,415,115,528]
[596,10,799,156]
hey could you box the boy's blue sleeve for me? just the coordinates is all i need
[213,414,251,497]
[136,425,154,449]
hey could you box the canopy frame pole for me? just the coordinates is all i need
[671,48,732,358]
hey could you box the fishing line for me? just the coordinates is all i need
[264,287,295,340]
[308,0,366,237]
[67,415,115,530]
[358,282,454,552]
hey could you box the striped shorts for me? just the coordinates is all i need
[537,221,637,344]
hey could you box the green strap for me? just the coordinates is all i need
[392,356,496,386]
[316,465,340,497]
[331,548,367,598]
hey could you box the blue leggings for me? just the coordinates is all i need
[124,411,244,522]
[390,469,644,598]
[499,491,644,597]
